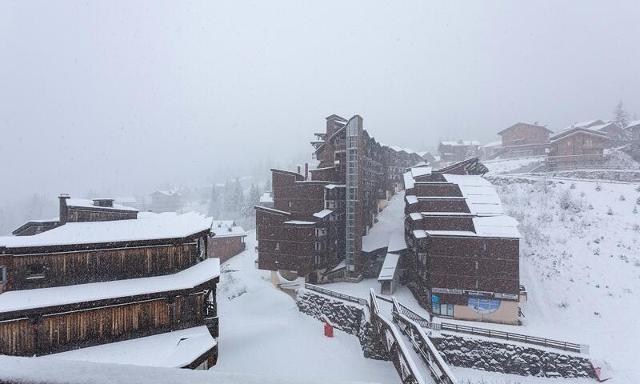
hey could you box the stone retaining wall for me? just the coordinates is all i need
[431,334,595,379]
[296,290,388,360]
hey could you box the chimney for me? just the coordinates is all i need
[297,165,301,175]
[59,193,70,224]
[305,163,309,180]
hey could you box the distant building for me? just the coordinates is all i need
[626,120,640,160]
[403,162,522,325]
[12,195,138,236]
[0,206,220,369]
[259,191,274,208]
[497,122,551,158]
[479,141,503,160]
[548,127,610,170]
[255,114,423,282]
[438,140,480,163]
[150,190,183,212]
[208,220,247,263]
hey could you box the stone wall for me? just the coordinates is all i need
[296,290,388,360]
[431,334,595,379]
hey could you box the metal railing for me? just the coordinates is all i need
[303,284,588,354]
[303,283,368,306]
[368,289,425,384]
[392,298,457,384]
[435,322,587,354]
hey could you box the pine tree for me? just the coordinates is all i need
[614,101,629,128]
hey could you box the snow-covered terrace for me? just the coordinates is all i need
[49,325,216,368]
[0,258,220,314]
[0,212,213,248]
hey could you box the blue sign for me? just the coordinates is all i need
[431,294,440,305]
[468,296,500,314]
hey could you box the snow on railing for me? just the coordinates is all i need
[369,289,426,384]
[435,322,588,354]
[303,283,368,306]
[392,298,458,384]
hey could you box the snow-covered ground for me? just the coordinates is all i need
[213,232,400,384]
[496,177,640,384]
[484,157,546,175]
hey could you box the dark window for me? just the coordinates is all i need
[0,266,6,284]
[26,264,45,280]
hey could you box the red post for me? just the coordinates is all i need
[324,321,334,337]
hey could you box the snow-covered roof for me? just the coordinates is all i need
[472,216,521,238]
[50,326,216,368]
[410,166,432,179]
[442,174,492,187]
[440,140,480,146]
[413,229,427,239]
[313,209,333,219]
[284,220,316,225]
[0,258,220,313]
[409,212,422,221]
[403,171,415,190]
[325,184,345,189]
[378,253,400,281]
[387,232,407,253]
[67,198,138,212]
[481,141,502,148]
[259,192,274,204]
[213,225,246,238]
[420,211,474,216]
[0,212,212,249]
[551,127,610,142]
[573,119,605,129]
[405,195,418,205]
[1,355,357,384]
[625,120,640,129]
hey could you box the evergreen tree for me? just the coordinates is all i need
[614,101,629,128]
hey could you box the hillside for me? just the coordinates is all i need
[491,176,640,383]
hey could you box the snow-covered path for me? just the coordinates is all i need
[212,232,400,384]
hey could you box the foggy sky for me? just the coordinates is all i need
[1,0,639,202]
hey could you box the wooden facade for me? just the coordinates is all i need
[403,162,521,324]
[0,287,215,356]
[255,114,423,279]
[497,122,551,158]
[548,128,610,170]
[0,212,219,365]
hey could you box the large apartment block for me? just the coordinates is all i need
[255,114,423,281]
[403,161,523,324]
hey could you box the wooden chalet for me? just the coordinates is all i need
[403,161,523,325]
[548,126,610,170]
[437,140,480,163]
[208,220,247,263]
[497,122,551,158]
[0,208,220,370]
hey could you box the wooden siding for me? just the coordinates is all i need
[8,242,199,290]
[0,292,208,356]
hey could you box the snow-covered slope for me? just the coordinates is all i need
[213,231,400,383]
[494,177,640,384]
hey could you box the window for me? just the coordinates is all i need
[275,242,280,251]
[0,266,6,284]
[288,201,293,208]
[26,264,45,280]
